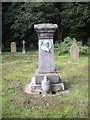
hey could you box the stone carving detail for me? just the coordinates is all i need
[40,40,52,52]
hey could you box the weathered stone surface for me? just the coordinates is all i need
[34,23,58,33]
[35,72,61,84]
[28,77,64,94]
[34,23,57,73]
[70,43,79,61]
[11,42,16,53]
[38,39,55,73]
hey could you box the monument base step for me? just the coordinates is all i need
[35,72,62,84]
[27,82,64,94]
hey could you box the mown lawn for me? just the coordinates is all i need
[2,50,88,118]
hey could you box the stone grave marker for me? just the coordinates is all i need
[22,40,26,53]
[11,42,16,53]
[70,43,79,61]
[28,23,64,94]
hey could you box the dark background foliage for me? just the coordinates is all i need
[2,2,90,51]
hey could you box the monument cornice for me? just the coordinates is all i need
[34,23,58,33]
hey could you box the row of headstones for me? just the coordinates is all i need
[10,41,79,62]
[11,40,26,53]
[0,40,26,54]
[0,40,79,62]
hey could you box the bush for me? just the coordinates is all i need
[54,36,88,55]
[79,46,88,55]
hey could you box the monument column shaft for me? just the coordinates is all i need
[38,39,55,73]
[34,24,58,74]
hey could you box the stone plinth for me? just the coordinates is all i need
[35,72,61,84]
[29,23,64,94]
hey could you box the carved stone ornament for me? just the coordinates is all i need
[40,40,52,52]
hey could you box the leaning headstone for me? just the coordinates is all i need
[22,40,26,53]
[11,42,16,53]
[70,43,79,61]
[29,23,64,94]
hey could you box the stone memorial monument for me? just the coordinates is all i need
[29,23,64,94]
[11,42,16,53]
[22,40,26,53]
[70,43,79,61]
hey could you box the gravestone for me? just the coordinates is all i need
[70,43,79,61]
[29,23,64,94]
[22,40,26,53]
[11,42,16,53]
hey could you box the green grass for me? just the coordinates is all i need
[2,50,88,118]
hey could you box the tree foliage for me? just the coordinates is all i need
[2,2,60,48]
[61,3,90,43]
[2,2,90,50]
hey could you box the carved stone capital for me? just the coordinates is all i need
[34,23,58,39]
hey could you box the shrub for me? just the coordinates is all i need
[79,46,88,55]
[54,36,88,55]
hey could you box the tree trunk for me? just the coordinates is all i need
[57,17,63,43]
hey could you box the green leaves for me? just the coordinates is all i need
[2,2,90,50]
[61,3,90,41]
[3,2,60,48]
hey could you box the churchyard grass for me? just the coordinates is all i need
[2,50,88,118]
